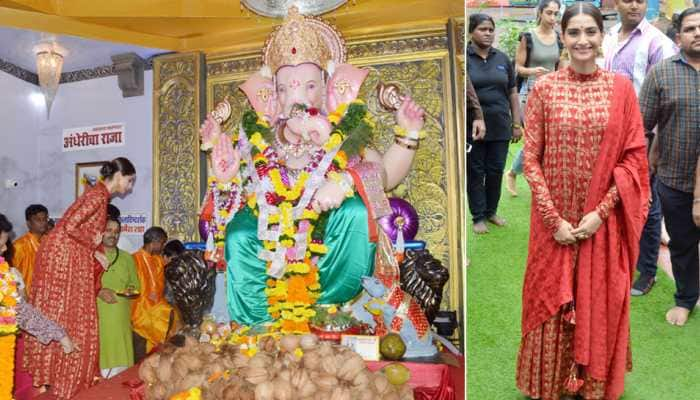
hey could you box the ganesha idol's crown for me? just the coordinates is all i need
[262,6,346,74]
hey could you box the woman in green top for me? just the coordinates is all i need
[96,217,140,378]
[506,0,563,197]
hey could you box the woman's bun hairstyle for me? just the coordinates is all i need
[100,157,136,180]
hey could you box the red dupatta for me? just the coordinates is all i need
[521,75,649,399]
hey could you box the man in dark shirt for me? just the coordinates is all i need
[640,7,700,327]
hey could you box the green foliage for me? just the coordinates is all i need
[337,102,373,159]
[497,19,536,60]
[310,305,360,328]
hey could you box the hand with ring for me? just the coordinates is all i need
[311,180,345,213]
[571,211,603,241]
[553,220,577,245]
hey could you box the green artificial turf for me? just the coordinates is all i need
[467,143,700,399]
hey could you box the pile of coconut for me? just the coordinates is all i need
[138,333,414,400]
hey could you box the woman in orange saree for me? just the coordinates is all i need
[24,157,136,399]
[516,4,649,400]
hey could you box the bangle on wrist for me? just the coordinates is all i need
[394,125,426,140]
[512,123,522,129]
[394,138,419,151]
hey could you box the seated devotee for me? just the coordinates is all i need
[13,204,49,295]
[163,239,185,265]
[96,216,140,378]
[162,239,185,306]
[131,226,176,361]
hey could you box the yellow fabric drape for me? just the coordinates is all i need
[13,233,40,295]
[130,249,174,352]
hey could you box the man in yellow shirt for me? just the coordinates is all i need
[131,226,175,361]
[13,204,49,294]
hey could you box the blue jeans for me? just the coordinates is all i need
[636,175,662,277]
[511,148,524,175]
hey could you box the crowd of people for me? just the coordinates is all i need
[0,157,188,399]
[468,1,700,399]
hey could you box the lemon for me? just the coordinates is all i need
[379,333,406,360]
[383,363,411,386]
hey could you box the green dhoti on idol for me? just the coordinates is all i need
[199,6,427,332]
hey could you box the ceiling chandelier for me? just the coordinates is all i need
[241,0,350,18]
[33,42,65,118]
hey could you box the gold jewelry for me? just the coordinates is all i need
[394,138,418,151]
[512,123,522,129]
[262,6,346,74]
[393,125,426,140]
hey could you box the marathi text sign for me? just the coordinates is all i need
[119,212,149,235]
[63,123,125,152]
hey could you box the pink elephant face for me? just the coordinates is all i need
[275,63,325,118]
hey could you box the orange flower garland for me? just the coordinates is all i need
[0,257,19,400]
[238,101,372,334]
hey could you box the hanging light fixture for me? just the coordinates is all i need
[33,42,65,118]
[241,0,350,18]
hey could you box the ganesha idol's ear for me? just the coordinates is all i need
[239,69,279,124]
[326,64,370,113]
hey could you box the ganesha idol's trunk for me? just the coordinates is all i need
[285,114,332,145]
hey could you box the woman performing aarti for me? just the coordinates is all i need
[199,6,427,332]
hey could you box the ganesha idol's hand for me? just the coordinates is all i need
[212,135,240,183]
[199,114,222,151]
[312,180,346,213]
[286,114,332,146]
[396,96,425,133]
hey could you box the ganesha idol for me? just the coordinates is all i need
[199,7,427,333]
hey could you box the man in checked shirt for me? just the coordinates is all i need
[603,0,678,297]
[640,7,700,327]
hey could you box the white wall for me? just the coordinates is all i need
[0,70,154,253]
[0,71,43,233]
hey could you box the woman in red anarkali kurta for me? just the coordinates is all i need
[25,158,136,399]
[516,4,649,400]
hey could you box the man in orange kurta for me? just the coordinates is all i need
[13,204,49,295]
[131,227,174,359]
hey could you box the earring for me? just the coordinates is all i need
[596,47,604,58]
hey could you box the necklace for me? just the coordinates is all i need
[274,129,315,161]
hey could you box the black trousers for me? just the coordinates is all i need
[657,182,700,310]
[467,140,510,223]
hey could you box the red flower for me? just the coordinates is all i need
[307,107,319,116]
[265,192,285,206]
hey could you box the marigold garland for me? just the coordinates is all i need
[205,100,373,333]
[0,257,19,400]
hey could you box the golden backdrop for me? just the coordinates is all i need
[153,21,464,340]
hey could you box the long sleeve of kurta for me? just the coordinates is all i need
[522,83,562,233]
